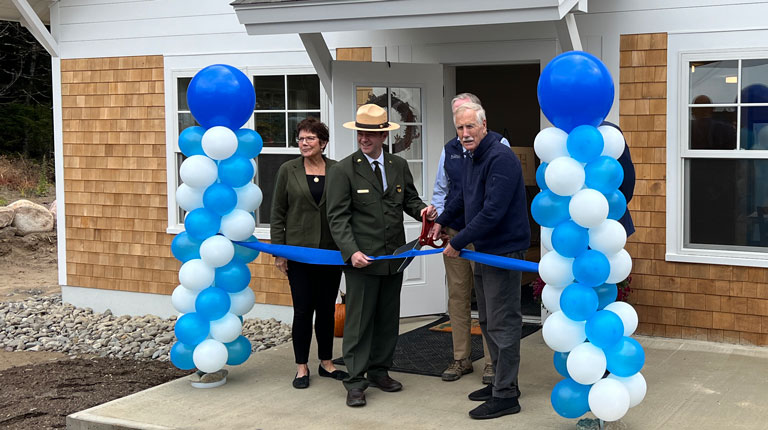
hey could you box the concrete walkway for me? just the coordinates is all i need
[67,316,768,430]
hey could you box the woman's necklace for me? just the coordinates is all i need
[305,157,325,183]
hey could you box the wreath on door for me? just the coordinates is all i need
[366,93,419,154]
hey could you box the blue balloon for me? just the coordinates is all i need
[573,250,610,287]
[536,162,549,190]
[187,64,256,130]
[585,310,624,349]
[235,129,264,159]
[531,190,571,228]
[594,283,618,310]
[203,183,237,216]
[225,335,252,366]
[232,236,260,264]
[552,220,589,258]
[585,156,624,194]
[178,126,206,157]
[174,313,210,346]
[184,208,221,241]
[605,190,628,220]
[551,378,591,419]
[567,125,604,163]
[538,51,615,132]
[560,283,599,321]
[219,156,255,188]
[171,232,201,263]
[605,336,645,377]
[553,351,570,378]
[215,261,251,293]
[195,287,232,321]
[170,341,196,370]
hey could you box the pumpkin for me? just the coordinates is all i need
[334,293,346,337]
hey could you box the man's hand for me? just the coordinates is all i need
[350,251,373,268]
[275,256,288,275]
[429,222,443,241]
[421,205,437,221]
[442,242,460,258]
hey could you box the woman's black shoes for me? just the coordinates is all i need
[318,364,349,381]
[293,371,310,389]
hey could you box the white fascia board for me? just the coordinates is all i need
[12,0,58,56]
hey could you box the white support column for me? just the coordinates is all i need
[554,12,583,52]
[299,32,333,102]
[11,0,59,57]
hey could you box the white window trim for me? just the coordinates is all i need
[165,65,328,240]
[667,47,768,268]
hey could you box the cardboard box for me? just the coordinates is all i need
[509,146,537,186]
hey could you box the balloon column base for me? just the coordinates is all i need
[577,418,614,430]
[189,369,228,389]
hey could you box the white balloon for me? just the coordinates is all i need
[235,182,263,212]
[569,188,609,228]
[250,158,257,173]
[606,249,633,284]
[202,126,238,160]
[541,227,553,251]
[567,342,607,385]
[589,219,627,255]
[538,250,574,287]
[171,284,198,314]
[598,125,626,159]
[542,310,587,352]
[179,155,218,189]
[199,235,235,268]
[545,156,586,196]
[534,127,569,163]
[179,259,215,291]
[608,372,647,408]
[604,301,639,336]
[220,209,256,241]
[176,184,204,212]
[192,339,229,373]
[541,284,564,312]
[229,287,255,316]
[209,313,243,343]
[588,378,631,422]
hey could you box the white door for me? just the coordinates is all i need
[331,60,446,317]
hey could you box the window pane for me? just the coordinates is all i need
[178,112,199,133]
[408,161,423,196]
[740,106,768,150]
[686,158,768,250]
[357,86,387,110]
[741,60,768,98]
[689,60,738,104]
[254,76,285,110]
[689,106,736,149]
[287,75,320,110]
[255,113,286,147]
[390,87,421,123]
[178,78,192,110]
[391,125,422,159]
[257,154,298,226]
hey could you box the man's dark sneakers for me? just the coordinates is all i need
[468,384,493,401]
[346,388,366,407]
[468,396,521,420]
[367,374,403,392]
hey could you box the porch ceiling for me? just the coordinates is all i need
[231,0,586,35]
[0,0,51,24]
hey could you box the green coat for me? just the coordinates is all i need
[270,156,338,250]
[326,150,426,275]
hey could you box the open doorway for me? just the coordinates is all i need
[454,63,542,319]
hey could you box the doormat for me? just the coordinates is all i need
[333,316,541,377]
[428,318,482,336]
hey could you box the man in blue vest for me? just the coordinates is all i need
[431,93,510,385]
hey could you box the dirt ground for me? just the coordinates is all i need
[0,186,193,429]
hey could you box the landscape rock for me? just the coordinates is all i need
[7,200,54,235]
[0,207,14,228]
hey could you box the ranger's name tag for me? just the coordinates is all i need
[357,189,370,194]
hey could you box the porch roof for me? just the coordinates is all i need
[0,0,51,24]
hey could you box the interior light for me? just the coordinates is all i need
[725,76,738,84]
[691,65,695,73]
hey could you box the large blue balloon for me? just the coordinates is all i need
[585,310,624,349]
[605,336,645,377]
[174,312,210,346]
[531,190,571,228]
[215,261,251,293]
[567,125,604,163]
[219,156,255,188]
[187,64,256,130]
[585,156,624,194]
[538,51,615,132]
[594,283,618,310]
[184,208,221,241]
[232,236,261,264]
[553,351,570,378]
[560,283,599,321]
[225,335,252,366]
[605,189,628,220]
[536,162,549,190]
[178,126,206,157]
[203,183,237,216]
[170,341,196,370]
[195,287,232,321]
[552,220,589,258]
[551,378,591,419]
[573,250,610,287]
[235,129,264,159]
[171,231,201,263]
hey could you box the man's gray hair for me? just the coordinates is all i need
[453,102,486,126]
[451,93,482,107]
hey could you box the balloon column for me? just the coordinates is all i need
[533,52,646,422]
[169,64,264,376]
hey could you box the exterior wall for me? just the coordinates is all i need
[620,33,768,346]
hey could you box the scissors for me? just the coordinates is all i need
[392,211,445,273]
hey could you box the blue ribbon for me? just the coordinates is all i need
[233,240,539,273]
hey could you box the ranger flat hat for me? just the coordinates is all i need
[343,103,400,131]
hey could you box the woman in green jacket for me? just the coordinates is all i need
[270,118,347,389]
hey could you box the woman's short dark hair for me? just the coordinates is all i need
[296,117,329,143]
